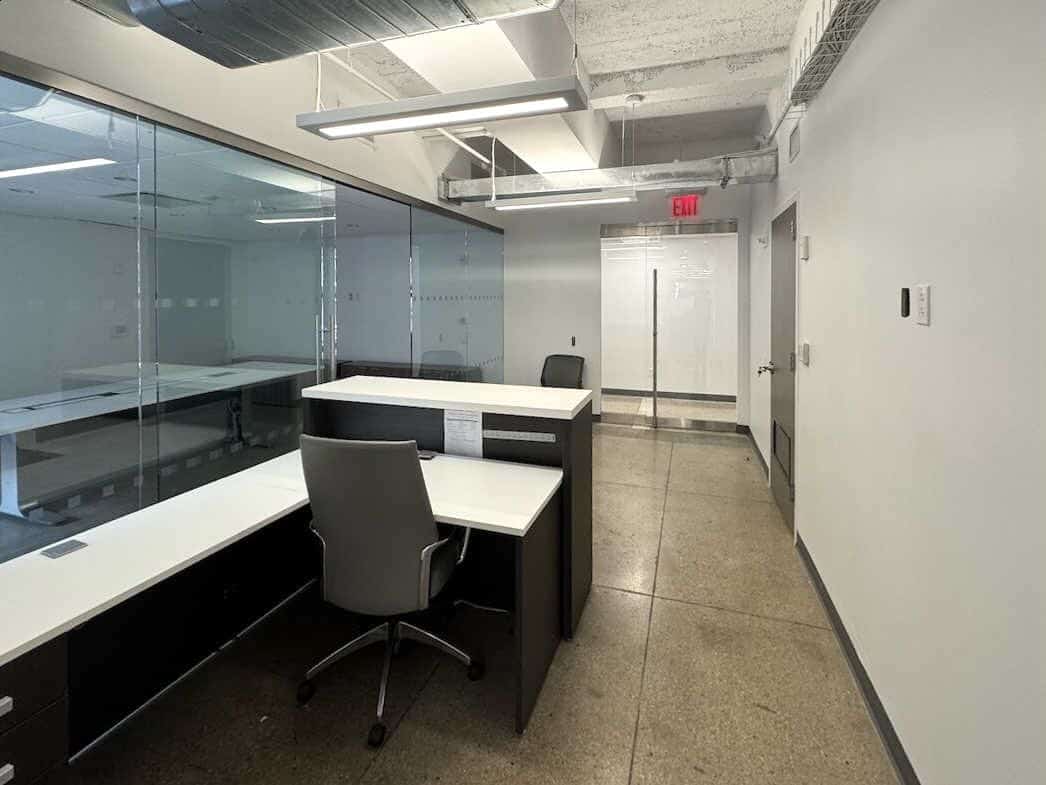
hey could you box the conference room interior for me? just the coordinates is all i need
[0,2,1039,785]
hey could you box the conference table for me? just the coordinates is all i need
[0,361,314,523]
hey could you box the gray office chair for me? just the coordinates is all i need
[541,354,585,388]
[296,435,483,748]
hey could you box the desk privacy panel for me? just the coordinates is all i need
[0,71,503,564]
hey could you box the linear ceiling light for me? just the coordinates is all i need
[255,215,336,224]
[0,157,116,180]
[487,190,638,212]
[297,76,587,140]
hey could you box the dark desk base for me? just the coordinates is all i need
[304,398,593,640]
[457,489,562,733]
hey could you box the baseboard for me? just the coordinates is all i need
[796,537,922,785]
[592,413,602,423]
[601,388,736,403]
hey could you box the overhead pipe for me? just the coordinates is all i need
[442,150,778,203]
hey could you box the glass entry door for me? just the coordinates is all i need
[600,230,739,430]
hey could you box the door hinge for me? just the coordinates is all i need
[790,219,796,240]
[789,351,797,371]
[789,484,795,501]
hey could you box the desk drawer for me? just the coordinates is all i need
[0,639,67,736]
[0,697,67,785]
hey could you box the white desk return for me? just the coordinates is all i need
[0,450,562,668]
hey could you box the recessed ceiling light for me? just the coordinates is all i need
[297,77,587,140]
[0,158,116,180]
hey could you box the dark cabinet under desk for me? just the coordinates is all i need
[304,398,594,639]
[68,509,318,755]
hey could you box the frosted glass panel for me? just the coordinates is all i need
[658,235,738,396]
[412,208,472,380]
[335,188,411,369]
[0,75,148,560]
[600,233,738,400]
[465,226,505,382]
[600,237,653,393]
[150,127,332,501]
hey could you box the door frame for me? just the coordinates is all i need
[768,192,801,540]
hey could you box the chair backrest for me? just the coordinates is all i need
[300,435,439,617]
[541,354,585,388]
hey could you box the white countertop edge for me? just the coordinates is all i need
[302,379,593,420]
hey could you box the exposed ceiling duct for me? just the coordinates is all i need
[110,0,561,68]
[442,149,778,203]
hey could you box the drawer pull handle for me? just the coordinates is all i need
[0,763,13,785]
[0,696,11,718]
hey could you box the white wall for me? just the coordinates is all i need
[0,0,497,228]
[503,188,752,416]
[747,1,1045,783]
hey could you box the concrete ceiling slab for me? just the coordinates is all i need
[562,0,803,73]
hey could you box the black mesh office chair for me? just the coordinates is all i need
[296,435,483,748]
[540,354,585,388]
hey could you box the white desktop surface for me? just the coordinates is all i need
[243,449,563,537]
[303,376,592,420]
[0,450,562,667]
[0,473,308,668]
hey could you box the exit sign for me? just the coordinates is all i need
[670,194,700,218]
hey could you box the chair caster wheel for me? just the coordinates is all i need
[296,679,316,706]
[367,722,387,748]
[467,659,485,681]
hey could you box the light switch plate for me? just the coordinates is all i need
[800,341,811,366]
[915,284,931,325]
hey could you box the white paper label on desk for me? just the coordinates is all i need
[444,409,483,458]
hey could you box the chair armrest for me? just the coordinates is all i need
[419,537,452,608]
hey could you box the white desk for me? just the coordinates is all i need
[303,375,592,420]
[301,375,594,641]
[0,361,314,520]
[244,450,562,537]
[0,450,562,669]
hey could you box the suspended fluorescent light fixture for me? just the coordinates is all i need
[0,157,115,180]
[487,189,638,212]
[297,76,587,140]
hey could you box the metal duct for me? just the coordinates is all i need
[72,1,141,26]
[788,0,882,103]
[442,150,778,203]
[124,0,562,69]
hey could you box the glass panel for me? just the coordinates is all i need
[465,226,505,383]
[654,235,738,424]
[411,208,473,381]
[334,186,411,378]
[0,75,147,562]
[151,127,333,500]
[599,237,654,424]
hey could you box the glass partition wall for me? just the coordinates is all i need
[0,71,503,564]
